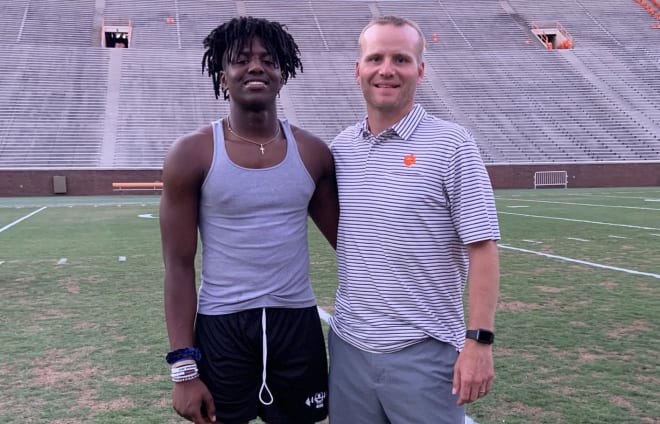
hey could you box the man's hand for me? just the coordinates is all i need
[172,378,216,423]
[452,340,494,405]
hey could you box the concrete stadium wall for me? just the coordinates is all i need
[0,169,163,196]
[487,162,660,189]
[0,163,658,196]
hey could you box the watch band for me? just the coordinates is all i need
[465,329,495,345]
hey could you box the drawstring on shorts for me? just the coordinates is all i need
[258,308,274,405]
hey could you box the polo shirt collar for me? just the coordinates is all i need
[359,104,426,141]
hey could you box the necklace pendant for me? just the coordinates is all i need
[225,118,280,155]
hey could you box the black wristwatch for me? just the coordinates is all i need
[465,329,495,345]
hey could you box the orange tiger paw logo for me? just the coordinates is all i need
[403,154,416,167]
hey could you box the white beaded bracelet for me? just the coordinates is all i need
[171,359,196,368]
[171,364,198,374]
[170,362,199,382]
[172,372,199,383]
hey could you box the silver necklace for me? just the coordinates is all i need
[226,118,281,155]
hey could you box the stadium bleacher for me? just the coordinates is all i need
[0,0,659,169]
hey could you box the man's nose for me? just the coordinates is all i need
[248,57,265,73]
[378,58,394,77]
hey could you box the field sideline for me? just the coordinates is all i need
[0,187,658,423]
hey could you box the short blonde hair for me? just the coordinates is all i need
[358,16,426,62]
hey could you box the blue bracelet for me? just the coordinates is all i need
[165,347,202,365]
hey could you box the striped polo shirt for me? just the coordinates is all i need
[329,104,500,353]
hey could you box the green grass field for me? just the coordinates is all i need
[0,187,658,423]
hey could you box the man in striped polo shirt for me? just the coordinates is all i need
[328,16,501,424]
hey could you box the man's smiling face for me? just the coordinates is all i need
[356,23,424,118]
[221,36,283,109]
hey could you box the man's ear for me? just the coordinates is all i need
[220,71,227,89]
[275,79,285,98]
[354,61,360,85]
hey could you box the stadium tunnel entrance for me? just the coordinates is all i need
[531,21,574,49]
[102,17,131,48]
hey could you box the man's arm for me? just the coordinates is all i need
[160,130,216,423]
[161,136,202,351]
[453,239,500,405]
[466,239,499,331]
[293,127,339,249]
[308,149,339,249]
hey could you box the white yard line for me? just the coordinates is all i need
[499,244,660,279]
[563,193,659,200]
[499,212,660,231]
[496,198,660,211]
[0,200,160,209]
[0,206,47,233]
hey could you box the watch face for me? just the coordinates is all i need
[467,329,494,344]
[478,330,494,344]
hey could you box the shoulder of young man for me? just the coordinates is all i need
[176,124,213,147]
[165,125,214,179]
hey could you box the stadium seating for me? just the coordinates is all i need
[0,45,107,167]
[0,0,658,168]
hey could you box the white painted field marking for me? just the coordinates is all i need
[0,200,160,209]
[609,190,660,194]
[0,206,47,233]
[567,237,590,242]
[56,258,68,265]
[608,235,627,239]
[645,199,660,202]
[0,261,4,265]
[652,234,660,237]
[496,198,659,211]
[522,239,543,244]
[564,193,657,200]
[499,212,660,231]
[138,213,158,219]
[499,245,660,279]
[507,205,529,208]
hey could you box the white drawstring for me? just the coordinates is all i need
[258,308,274,405]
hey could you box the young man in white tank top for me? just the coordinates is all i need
[160,16,338,424]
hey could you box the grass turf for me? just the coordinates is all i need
[0,187,658,423]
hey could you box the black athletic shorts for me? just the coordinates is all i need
[195,306,328,424]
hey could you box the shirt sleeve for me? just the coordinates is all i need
[443,128,501,244]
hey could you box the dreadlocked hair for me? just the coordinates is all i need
[202,16,303,100]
